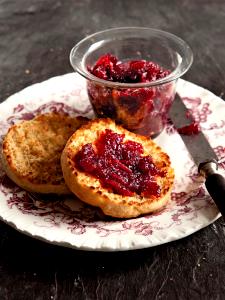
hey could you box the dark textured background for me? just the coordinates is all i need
[1,1,225,299]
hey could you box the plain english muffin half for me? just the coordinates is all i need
[1,113,87,194]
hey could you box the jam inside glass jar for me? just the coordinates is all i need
[70,28,193,138]
[87,54,177,137]
[75,129,165,197]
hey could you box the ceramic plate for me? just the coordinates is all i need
[0,73,224,251]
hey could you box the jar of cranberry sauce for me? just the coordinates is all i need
[70,27,193,137]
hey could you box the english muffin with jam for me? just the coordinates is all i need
[61,118,174,218]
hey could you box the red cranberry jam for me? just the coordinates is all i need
[90,54,170,83]
[75,129,165,197]
[177,122,200,135]
[87,54,176,137]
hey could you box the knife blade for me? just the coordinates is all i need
[169,93,225,218]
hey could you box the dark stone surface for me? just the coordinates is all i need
[1,0,225,299]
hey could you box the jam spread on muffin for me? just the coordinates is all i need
[75,129,165,197]
[87,54,175,137]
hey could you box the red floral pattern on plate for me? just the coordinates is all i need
[0,74,223,251]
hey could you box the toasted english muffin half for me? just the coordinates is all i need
[1,113,87,194]
[61,118,174,218]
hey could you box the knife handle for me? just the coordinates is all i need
[199,160,225,218]
[205,174,225,219]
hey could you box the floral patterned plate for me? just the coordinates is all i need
[0,73,224,251]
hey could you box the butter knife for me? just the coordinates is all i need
[169,93,225,218]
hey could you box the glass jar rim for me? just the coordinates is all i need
[70,27,193,88]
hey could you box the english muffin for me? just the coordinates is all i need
[61,118,174,218]
[1,113,87,194]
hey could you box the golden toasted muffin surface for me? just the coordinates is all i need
[1,113,87,194]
